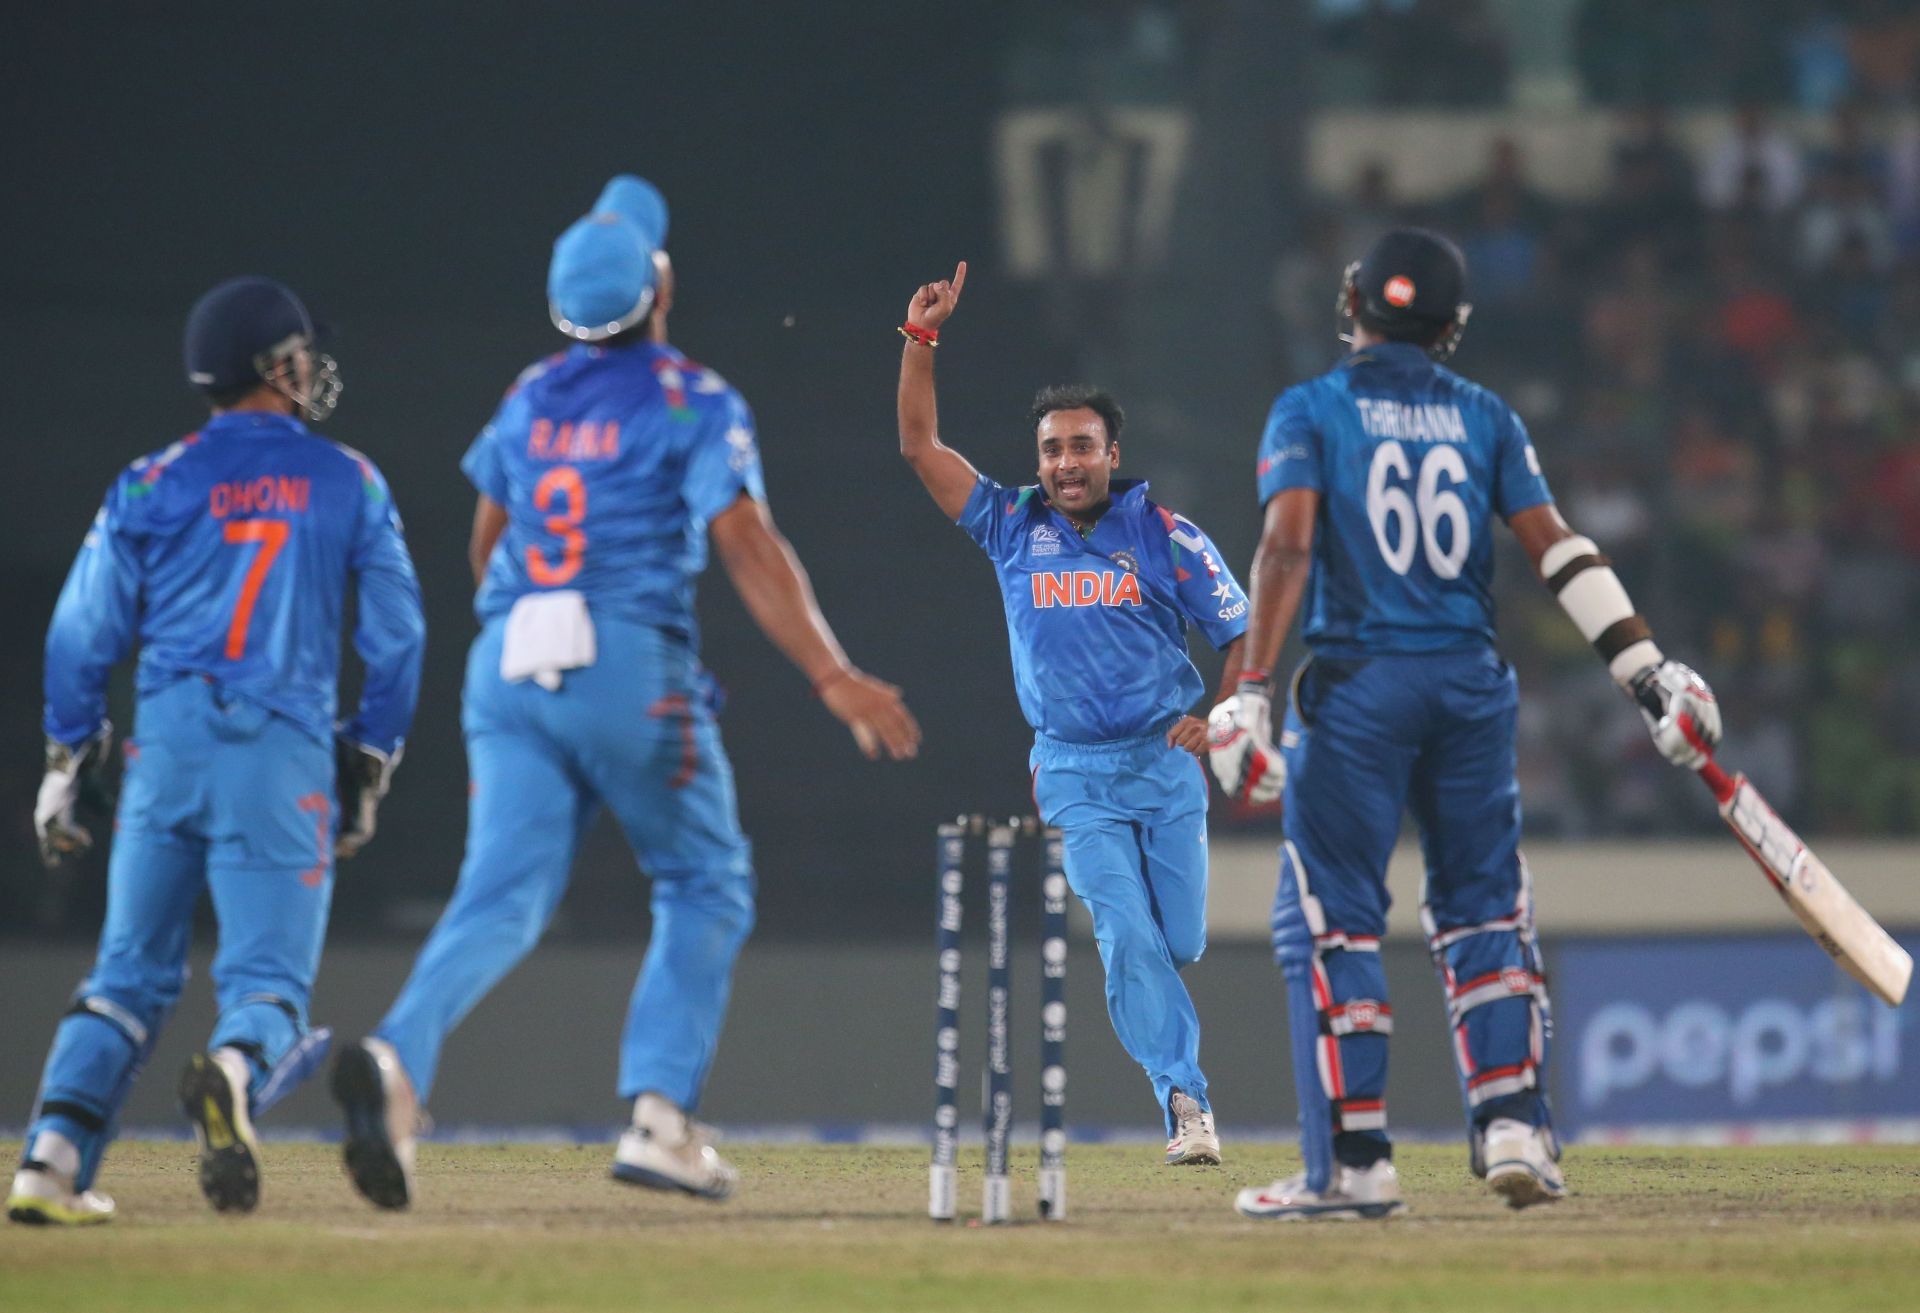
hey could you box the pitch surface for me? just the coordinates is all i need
[5,1142,1917,1310]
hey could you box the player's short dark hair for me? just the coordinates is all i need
[1030,385,1124,448]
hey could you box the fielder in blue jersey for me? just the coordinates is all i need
[897,263,1248,1165]
[1209,229,1721,1219]
[10,278,426,1225]
[332,177,919,1210]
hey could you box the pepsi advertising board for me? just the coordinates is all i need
[1553,934,1920,1137]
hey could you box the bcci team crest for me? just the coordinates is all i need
[1030,525,1062,557]
[1107,548,1138,574]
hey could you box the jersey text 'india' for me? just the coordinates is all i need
[1032,570,1143,608]
[959,477,1248,743]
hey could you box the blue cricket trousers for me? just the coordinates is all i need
[374,614,754,1112]
[1273,647,1552,1189]
[1031,725,1212,1134]
[23,677,334,1189]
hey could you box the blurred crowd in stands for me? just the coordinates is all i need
[1317,0,1920,112]
[1276,97,1920,835]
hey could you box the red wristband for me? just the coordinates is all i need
[898,322,940,348]
[1237,667,1270,687]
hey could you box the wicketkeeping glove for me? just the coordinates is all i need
[36,723,114,868]
[1628,660,1722,769]
[1206,689,1285,805]
[335,737,400,859]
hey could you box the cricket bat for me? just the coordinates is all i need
[1680,716,1912,1006]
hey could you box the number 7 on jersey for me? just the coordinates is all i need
[223,518,290,659]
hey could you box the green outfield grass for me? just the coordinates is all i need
[5,1141,1918,1311]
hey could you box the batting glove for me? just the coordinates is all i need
[1629,660,1722,770]
[36,723,113,868]
[1207,689,1285,805]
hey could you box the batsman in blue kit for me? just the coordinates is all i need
[1210,229,1721,1218]
[897,263,1247,1164]
[332,177,919,1209]
[10,277,426,1225]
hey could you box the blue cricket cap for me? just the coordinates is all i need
[593,174,669,250]
[548,213,657,341]
[183,276,318,392]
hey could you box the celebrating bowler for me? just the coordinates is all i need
[897,262,1247,1164]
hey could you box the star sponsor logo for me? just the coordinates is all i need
[1211,580,1232,603]
[1030,524,1062,557]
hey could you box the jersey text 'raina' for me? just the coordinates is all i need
[528,419,620,461]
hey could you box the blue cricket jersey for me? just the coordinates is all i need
[1256,342,1553,656]
[959,477,1249,744]
[43,411,426,752]
[463,342,765,643]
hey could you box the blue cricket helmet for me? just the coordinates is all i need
[1339,227,1473,361]
[184,276,315,391]
[183,276,341,419]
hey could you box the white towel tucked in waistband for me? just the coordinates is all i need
[500,589,596,691]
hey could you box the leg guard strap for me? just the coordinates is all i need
[64,995,149,1049]
[1424,858,1554,1125]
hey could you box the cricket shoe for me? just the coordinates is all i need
[332,1037,419,1211]
[7,1130,114,1226]
[1164,1091,1221,1165]
[611,1092,737,1201]
[179,1048,262,1213]
[1235,1160,1407,1220]
[1482,1117,1565,1209]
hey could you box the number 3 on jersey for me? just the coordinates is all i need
[528,466,587,586]
[1366,440,1469,579]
